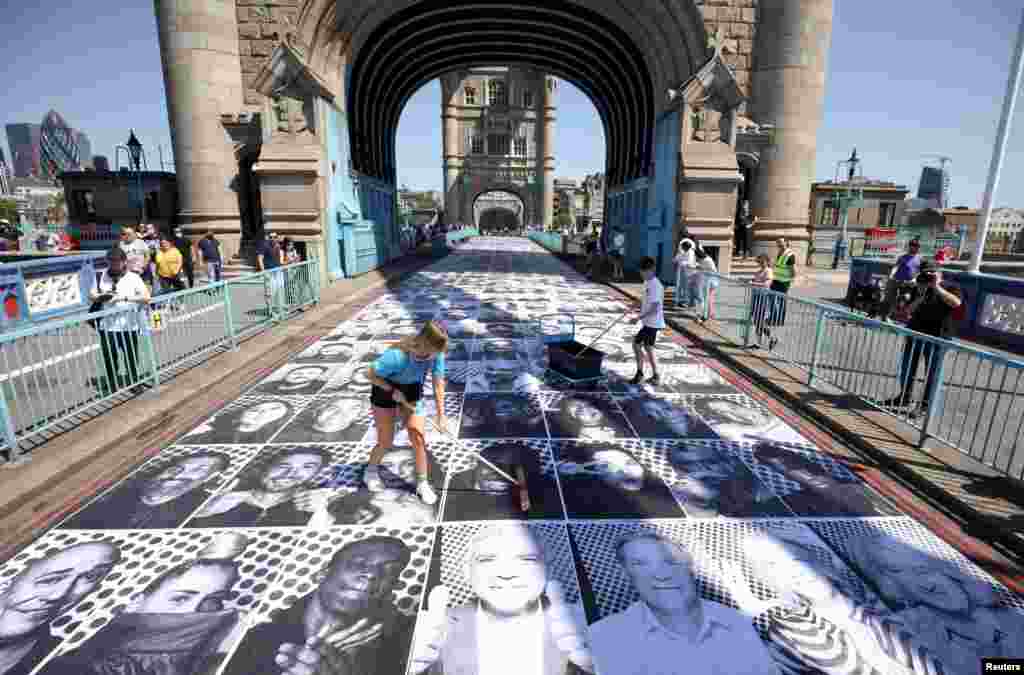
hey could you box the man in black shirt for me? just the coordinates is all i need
[197,231,222,283]
[883,262,961,414]
[735,200,756,259]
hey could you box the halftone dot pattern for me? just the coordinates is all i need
[247,525,437,622]
[321,364,376,395]
[300,442,377,488]
[363,393,464,447]
[683,393,817,449]
[436,522,581,609]
[42,528,305,654]
[175,395,311,445]
[0,530,159,638]
[809,517,1024,612]
[441,439,554,479]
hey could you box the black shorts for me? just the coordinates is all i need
[370,381,423,409]
[634,326,659,346]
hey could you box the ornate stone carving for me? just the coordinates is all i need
[670,49,744,149]
[252,40,334,139]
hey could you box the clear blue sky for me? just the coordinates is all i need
[3,0,1023,207]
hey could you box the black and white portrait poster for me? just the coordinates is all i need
[688,394,814,446]
[743,442,900,517]
[57,445,259,531]
[292,336,358,364]
[176,396,303,445]
[184,445,340,529]
[273,395,373,444]
[542,393,635,441]
[616,440,791,519]
[251,363,344,397]
[321,365,376,396]
[615,393,719,440]
[411,522,594,675]
[15,530,289,675]
[220,527,434,675]
[442,440,566,521]
[551,440,683,519]
[460,393,548,439]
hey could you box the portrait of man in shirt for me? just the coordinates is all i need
[223,536,416,675]
[443,441,564,521]
[553,442,683,519]
[0,541,120,675]
[186,447,330,528]
[410,524,594,675]
[59,451,230,530]
[587,532,779,675]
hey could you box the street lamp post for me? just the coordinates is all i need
[832,148,864,269]
[115,130,148,228]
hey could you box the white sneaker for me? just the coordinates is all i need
[417,479,438,505]
[364,464,384,492]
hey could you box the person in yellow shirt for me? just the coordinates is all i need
[155,236,185,295]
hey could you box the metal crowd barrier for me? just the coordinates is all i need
[0,259,321,462]
[701,271,1024,480]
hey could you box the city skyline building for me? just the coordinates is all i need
[39,110,82,180]
[5,123,42,178]
[0,145,10,195]
[916,163,951,210]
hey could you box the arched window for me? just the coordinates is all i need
[488,79,507,106]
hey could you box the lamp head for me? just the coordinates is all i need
[126,130,142,170]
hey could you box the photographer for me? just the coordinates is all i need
[882,261,961,414]
[90,246,151,394]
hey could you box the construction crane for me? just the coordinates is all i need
[920,155,952,209]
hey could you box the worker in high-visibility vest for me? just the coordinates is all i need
[765,238,798,350]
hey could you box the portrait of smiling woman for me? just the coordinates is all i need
[179,398,296,445]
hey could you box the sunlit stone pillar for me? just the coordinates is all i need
[155,0,244,254]
[748,0,834,263]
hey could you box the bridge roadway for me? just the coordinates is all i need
[3,238,1022,675]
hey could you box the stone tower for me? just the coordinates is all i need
[440,67,557,227]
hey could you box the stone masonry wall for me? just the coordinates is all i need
[234,0,759,109]
[694,0,759,99]
[236,0,301,111]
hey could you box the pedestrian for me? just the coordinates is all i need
[673,236,697,309]
[155,236,186,302]
[282,237,301,264]
[766,237,798,349]
[119,226,152,289]
[736,200,756,259]
[89,246,151,394]
[749,254,774,347]
[879,239,922,322]
[611,227,626,280]
[142,224,161,293]
[882,262,962,417]
[696,248,718,323]
[256,230,285,311]
[629,256,665,385]
[197,230,223,283]
[364,321,450,505]
[172,226,195,288]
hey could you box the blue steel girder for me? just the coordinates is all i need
[347,0,655,192]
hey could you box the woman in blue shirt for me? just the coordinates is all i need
[364,320,449,504]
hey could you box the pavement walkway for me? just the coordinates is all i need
[1,238,1021,675]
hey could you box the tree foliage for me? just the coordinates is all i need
[0,198,18,225]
